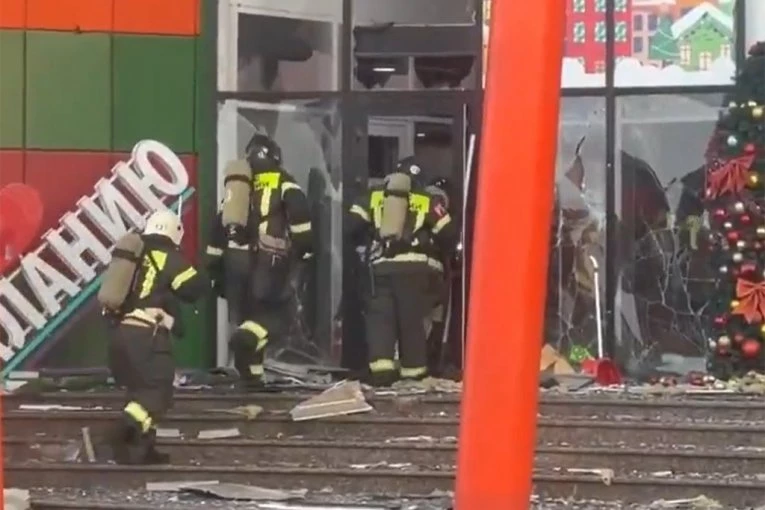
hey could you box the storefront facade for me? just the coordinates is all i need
[0,0,763,376]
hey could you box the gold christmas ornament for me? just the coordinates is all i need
[757,226,765,237]
[731,299,740,310]
[749,173,760,186]
[753,106,764,119]
[718,335,731,347]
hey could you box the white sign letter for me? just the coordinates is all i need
[21,254,80,316]
[0,279,46,329]
[79,179,145,242]
[132,140,189,197]
[46,213,112,281]
[0,302,26,361]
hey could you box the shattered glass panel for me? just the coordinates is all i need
[615,94,723,376]
[545,97,607,360]
[219,97,343,367]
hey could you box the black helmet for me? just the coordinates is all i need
[245,133,282,171]
[394,156,424,182]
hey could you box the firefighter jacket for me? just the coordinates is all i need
[123,234,208,334]
[205,167,313,279]
[346,186,457,274]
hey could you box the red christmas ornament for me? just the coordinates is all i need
[727,231,740,242]
[734,333,746,344]
[713,208,727,220]
[740,262,757,274]
[713,316,727,327]
[741,339,761,358]
[744,143,756,153]
[740,214,752,224]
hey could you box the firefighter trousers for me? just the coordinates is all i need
[365,270,430,385]
[229,296,289,384]
[108,323,174,463]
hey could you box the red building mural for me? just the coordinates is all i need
[0,0,215,375]
[565,0,633,72]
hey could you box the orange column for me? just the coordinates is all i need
[455,0,566,508]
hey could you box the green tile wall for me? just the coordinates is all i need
[112,35,196,153]
[0,30,25,149]
[25,31,112,150]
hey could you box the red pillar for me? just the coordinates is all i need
[455,0,566,508]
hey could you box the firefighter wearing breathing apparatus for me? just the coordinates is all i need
[422,177,454,369]
[98,210,208,464]
[347,157,457,387]
[206,134,313,388]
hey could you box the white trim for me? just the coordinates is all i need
[671,2,732,39]
[233,0,341,23]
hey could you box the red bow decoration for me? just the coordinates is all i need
[732,278,765,323]
[706,154,755,198]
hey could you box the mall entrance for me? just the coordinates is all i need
[341,91,480,374]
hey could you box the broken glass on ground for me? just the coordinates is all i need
[197,428,241,439]
[205,404,264,420]
[290,380,372,421]
[182,483,307,501]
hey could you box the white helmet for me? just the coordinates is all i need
[144,210,184,246]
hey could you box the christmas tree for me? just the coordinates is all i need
[648,16,679,65]
[705,42,765,380]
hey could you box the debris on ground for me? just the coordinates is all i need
[648,495,723,509]
[146,480,220,492]
[156,428,182,438]
[197,428,241,439]
[290,380,372,421]
[206,404,264,420]
[80,426,96,463]
[381,377,462,395]
[183,482,308,501]
[3,488,31,510]
[566,467,614,486]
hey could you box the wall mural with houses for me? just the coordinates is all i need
[484,0,738,87]
[0,0,215,376]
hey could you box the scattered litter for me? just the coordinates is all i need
[145,480,219,492]
[18,404,91,411]
[80,427,96,463]
[648,495,723,509]
[566,467,614,486]
[197,428,241,439]
[183,482,307,501]
[207,404,264,420]
[290,380,372,421]
[3,488,30,510]
[156,428,182,438]
[385,436,436,443]
[350,461,412,470]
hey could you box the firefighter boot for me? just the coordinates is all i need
[111,414,145,465]
[230,331,266,391]
[142,428,170,464]
[108,417,134,464]
[367,369,399,388]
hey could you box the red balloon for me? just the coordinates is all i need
[741,339,761,358]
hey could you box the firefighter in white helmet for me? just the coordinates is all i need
[99,209,208,464]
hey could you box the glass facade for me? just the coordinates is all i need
[213,0,758,374]
[216,0,482,368]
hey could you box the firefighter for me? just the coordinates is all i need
[347,157,457,387]
[206,134,313,388]
[99,210,208,464]
[423,177,454,372]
